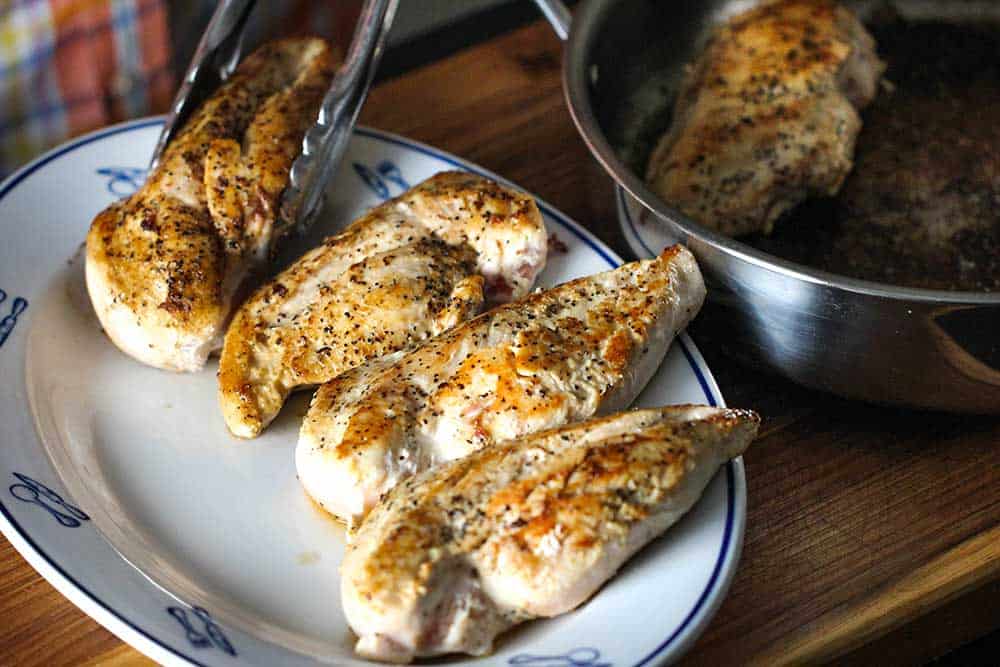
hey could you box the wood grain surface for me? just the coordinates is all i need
[2,18,999,667]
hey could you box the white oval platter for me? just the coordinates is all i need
[0,119,745,666]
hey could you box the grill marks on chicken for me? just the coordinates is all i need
[341,405,759,662]
[297,246,706,525]
[86,39,336,371]
[646,0,884,236]
[218,172,548,438]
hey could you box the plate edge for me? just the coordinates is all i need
[0,118,746,667]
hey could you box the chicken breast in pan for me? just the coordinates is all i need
[218,172,548,438]
[646,0,884,236]
[86,39,336,371]
[297,246,706,524]
[342,404,759,662]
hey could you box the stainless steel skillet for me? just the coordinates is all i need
[535,0,1000,413]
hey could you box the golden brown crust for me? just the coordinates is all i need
[296,245,706,524]
[85,38,338,371]
[647,0,884,236]
[86,194,224,334]
[318,248,688,462]
[342,405,759,657]
[218,239,484,438]
[217,171,547,438]
[396,171,549,302]
[203,40,337,255]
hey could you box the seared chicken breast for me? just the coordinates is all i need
[646,0,884,236]
[342,405,759,662]
[219,172,547,438]
[297,246,706,524]
[86,39,336,371]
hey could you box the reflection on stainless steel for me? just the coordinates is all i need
[930,306,1000,387]
[539,0,1000,413]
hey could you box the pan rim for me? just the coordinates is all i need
[564,0,1000,306]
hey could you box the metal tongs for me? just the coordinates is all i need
[150,0,398,230]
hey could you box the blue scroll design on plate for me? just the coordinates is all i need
[353,160,411,200]
[0,289,27,348]
[8,473,90,527]
[168,605,237,656]
[510,648,611,667]
[96,167,148,198]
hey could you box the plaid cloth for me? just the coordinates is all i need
[0,1,360,178]
[0,0,173,177]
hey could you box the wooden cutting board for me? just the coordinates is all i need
[2,17,998,667]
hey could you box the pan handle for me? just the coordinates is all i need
[533,0,571,41]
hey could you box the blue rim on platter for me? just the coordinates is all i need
[618,185,661,261]
[0,118,744,666]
